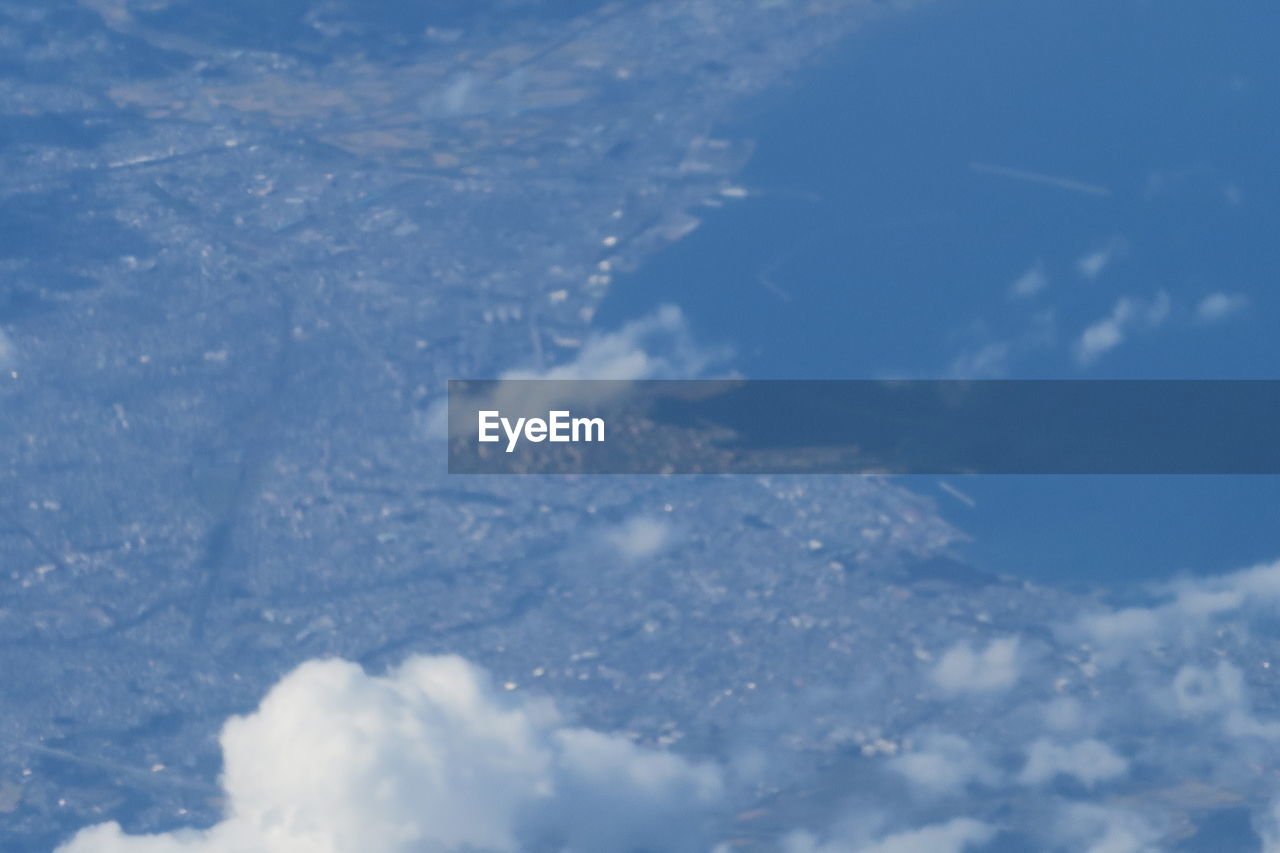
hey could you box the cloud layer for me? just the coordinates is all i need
[424,304,729,440]
[1076,239,1126,280]
[55,557,1280,853]
[931,637,1021,693]
[501,304,727,382]
[1073,291,1170,365]
[1196,291,1249,322]
[780,817,995,853]
[56,655,722,853]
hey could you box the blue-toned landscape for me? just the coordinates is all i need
[2,1,1279,851]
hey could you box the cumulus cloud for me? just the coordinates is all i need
[781,818,995,853]
[946,341,1011,379]
[888,733,999,796]
[57,655,723,853]
[1018,738,1128,786]
[1040,697,1085,732]
[1009,262,1048,299]
[1256,799,1280,852]
[1053,804,1163,853]
[424,305,729,440]
[1075,605,1164,650]
[1170,661,1280,739]
[1185,559,1280,602]
[1072,559,1280,655]
[837,557,1280,850]
[1196,291,1249,322]
[1171,661,1244,717]
[601,515,672,560]
[945,310,1055,379]
[931,637,1020,693]
[1074,311,1126,364]
[1077,239,1126,280]
[502,304,726,382]
[1073,291,1170,366]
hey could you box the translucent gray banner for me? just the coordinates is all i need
[446,380,1280,474]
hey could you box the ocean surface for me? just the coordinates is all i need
[596,0,1280,586]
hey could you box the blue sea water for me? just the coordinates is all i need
[596,0,1280,586]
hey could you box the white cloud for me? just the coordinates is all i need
[1170,661,1280,739]
[1196,291,1249,322]
[1018,738,1128,786]
[782,818,995,853]
[502,304,725,382]
[1144,289,1171,325]
[1076,606,1163,648]
[1072,559,1280,656]
[1256,799,1280,852]
[57,655,722,853]
[888,733,999,796]
[602,516,672,560]
[1073,292,1170,366]
[1074,309,1126,364]
[931,637,1020,693]
[946,341,1011,379]
[1193,559,1280,601]
[1040,697,1085,732]
[0,328,13,368]
[945,310,1055,379]
[1053,804,1162,853]
[1065,560,1280,744]
[1172,661,1242,716]
[1073,598,1223,662]
[424,305,729,440]
[1077,239,1126,280]
[1010,263,1048,299]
